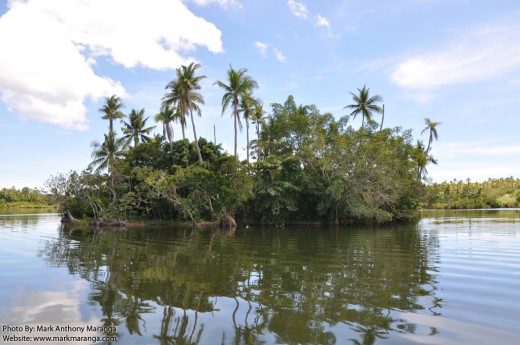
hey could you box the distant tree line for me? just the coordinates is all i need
[44,63,443,225]
[0,187,53,208]
[424,177,520,209]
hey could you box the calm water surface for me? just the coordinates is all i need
[1,210,519,344]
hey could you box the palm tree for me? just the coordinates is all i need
[99,95,125,135]
[414,140,438,182]
[162,80,188,140]
[155,105,176,150]
[344,85,383,129]
[251,102,266,160]
[214,65,258,158]
[121,108,155,147]
[89,132,126,202]
[239,94,261,162]
[421,117,441,154]
[164,62,206,164]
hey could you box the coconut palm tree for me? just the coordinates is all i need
[99,95,125,135]
[162,80,188,140]
[155,105,176,150]
[121,108,155,147]
[89,132,126,202]
[414,140,438,182]
[164,63,206,164]
[239,94,261,162]
[422,117,441,154]
[251,102,266,160]
[344,85,383,129]
[214,65,258,158]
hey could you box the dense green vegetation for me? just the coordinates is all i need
[0,187,54,209]
[45,64,442,226]
[424,177,520,209]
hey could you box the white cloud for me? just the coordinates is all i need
[0,0,223,130]
[288,0,308,19]
[190,0,242,8]
[254,41,287,63]
[391,17,520,89]
[273,48,288,63]
[254,41,268,57]
[315,14,331,33]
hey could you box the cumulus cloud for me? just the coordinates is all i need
[0,0,223,130]
[190,0,242,8]
[391,18,520,89]
[273,48,288,63]
[288,0,308,19]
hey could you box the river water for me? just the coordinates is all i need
[0,209,519,344]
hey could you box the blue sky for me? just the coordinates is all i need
[1,0,520,189]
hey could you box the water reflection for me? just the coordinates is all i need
[38,222,442,344]
[37,224,439,345]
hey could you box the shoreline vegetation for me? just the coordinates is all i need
[47,63,436,227]
[0,187,56,210]
[5,63,518,227]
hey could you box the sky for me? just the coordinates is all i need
[1,0,519,189]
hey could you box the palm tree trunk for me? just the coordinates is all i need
[181,119,186,140]
[167,124,173,151]
[234,109,238,158]
[246,118,250,163]
[379,104,385,131]
[110,165,117,202]
[188,106,203,164]
[256,122,261,160]
[426,132,433,155]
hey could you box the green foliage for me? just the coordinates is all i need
[49,90,436,224]
[0,186,53,208]
[424,177,520,209]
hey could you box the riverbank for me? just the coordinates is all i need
[0,202,57,210]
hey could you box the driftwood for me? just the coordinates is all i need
[222,208,237,228]
[60,210,77,223]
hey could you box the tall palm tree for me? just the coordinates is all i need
[214,65,258,158]
[99,95,125,135]
[344,85,383,129]
[239,94,261,162]
[421,117,441,154]
[162,80,188,140]
[121,108,155,147]
[164,62,206,164]
[155,105,176,151]
[89,132,126,202]
[251,102,266,160]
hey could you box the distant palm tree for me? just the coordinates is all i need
[121,108,155,147]
[214,65,258,158]
[344,85,383,129]
[99,95,125,135]
[422,117,441,154]
[163,63,206,163]
[155,105,176,150]
[414,140,438,182]
[89,132,126,201]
